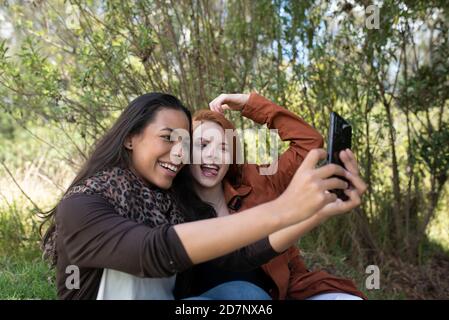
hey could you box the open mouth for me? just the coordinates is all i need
[158,161,180,175]
[200,164,220,177]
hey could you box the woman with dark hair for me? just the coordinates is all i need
[175,92,367,300]
[41,92,350,300]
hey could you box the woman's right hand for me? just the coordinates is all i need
[314,149,367,222]
[209,93,250,114]
[275,149,349,226]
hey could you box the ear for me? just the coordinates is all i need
[124,136,133,150]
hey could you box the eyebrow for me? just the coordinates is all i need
[196,137,228,145]
[160,127,173,132]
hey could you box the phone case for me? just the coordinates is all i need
[327,112,352,200]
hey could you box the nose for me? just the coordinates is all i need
[204,145,215,160]
[170,142,184,164]
[203,145,227,165]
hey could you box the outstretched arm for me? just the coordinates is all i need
[173,149,348,264]
[268,149,368,253]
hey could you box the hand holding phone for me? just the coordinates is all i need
[327,112,352,201]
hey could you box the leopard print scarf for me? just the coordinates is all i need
[43,167,185,265]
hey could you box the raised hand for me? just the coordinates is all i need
[209,93,250,114]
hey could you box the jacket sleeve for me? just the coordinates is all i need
[241,93,324,192]
[208,237,279,272]
[56,193,193,278]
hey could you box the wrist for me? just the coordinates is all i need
[269,199,285,230]
[274,196,313,227]
[314,212,329,225]
[241,92,255,109]
[239,93,250,108]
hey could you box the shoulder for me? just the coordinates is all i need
[58,192,112,209]
[56,193,115,230]
[66,167,132,197]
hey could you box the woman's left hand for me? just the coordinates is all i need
[209,93,250,114]
[315,149,368,222]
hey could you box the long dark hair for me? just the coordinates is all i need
[41,93,215,264]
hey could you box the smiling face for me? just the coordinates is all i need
[190,120,231,189]
[126,108,190,189]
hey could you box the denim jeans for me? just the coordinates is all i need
[184,281,272,300]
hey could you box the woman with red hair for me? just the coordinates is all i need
[175,93,367,300]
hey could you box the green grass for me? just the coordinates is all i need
[0,201,56,299]
[299,248,407,300]
[0,254,56,300]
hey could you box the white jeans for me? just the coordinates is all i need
[306,293,363,300]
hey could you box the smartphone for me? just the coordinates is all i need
[327,112,352,201]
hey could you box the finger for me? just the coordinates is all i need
[301,149,328,170]
[315,163,347,179]
[322,177,349,191]
[214,98,224,112]
[339,150,358,175]
[343,188,362,207]
[344,171,367,195]
[318,198,347,217]
[209,95,226,112]
[345,149,360,174]
[339,150,350,170]
[213,104,222,113]
[209,100,219,112]
[209,96,218,109]
[328,189,360,212]
[323,191,338,205]
[346,149,358,162]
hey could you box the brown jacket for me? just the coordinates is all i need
[223,93,366,300]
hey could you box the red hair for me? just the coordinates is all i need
[192,109,242,185]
